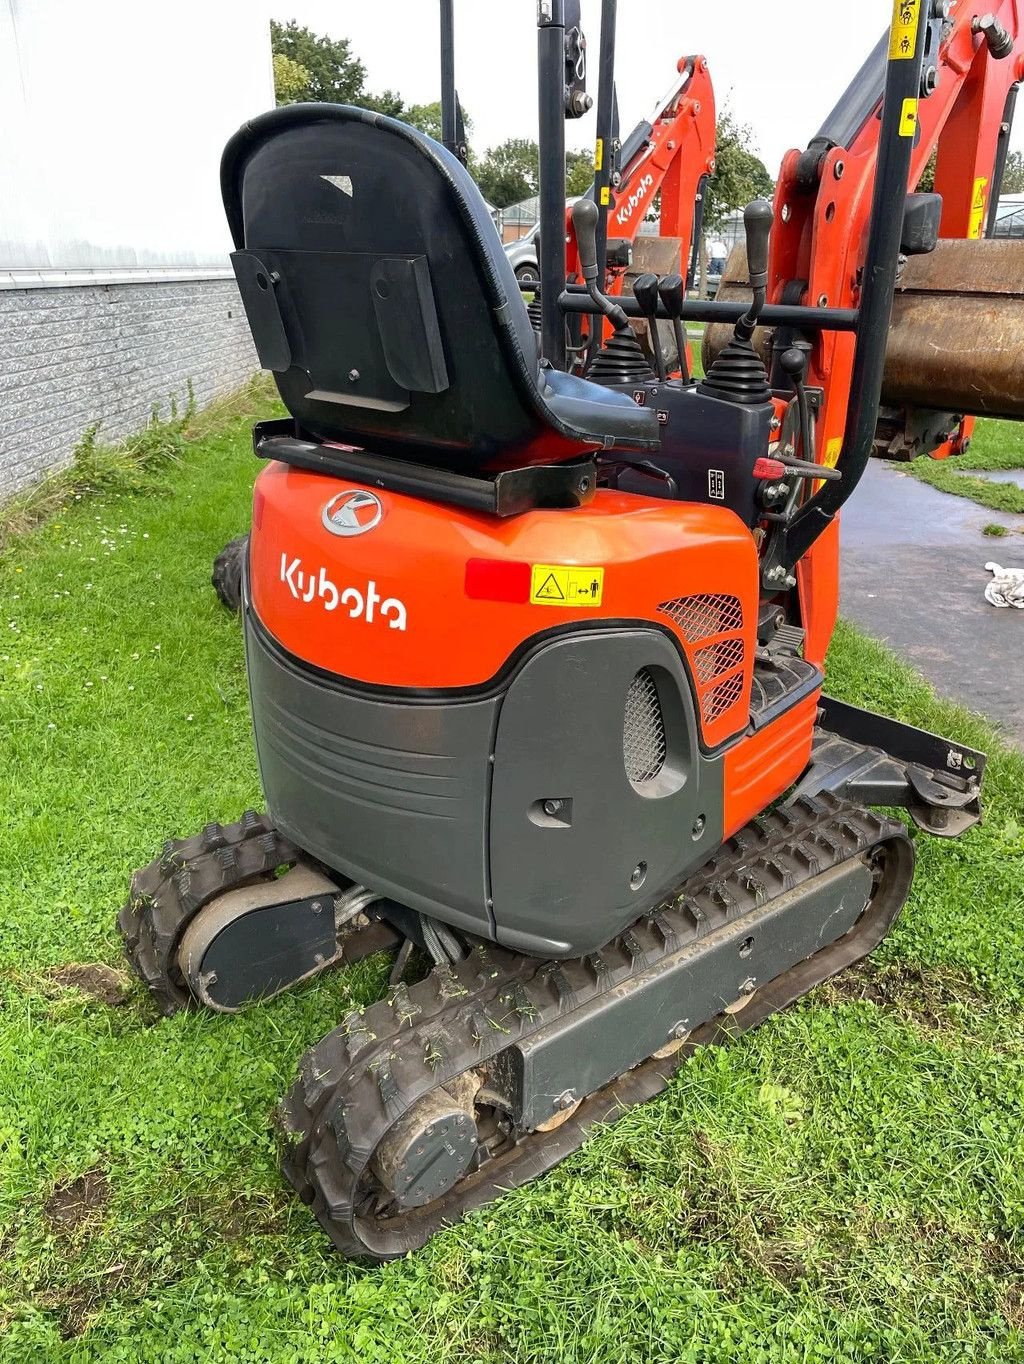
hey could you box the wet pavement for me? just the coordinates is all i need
[971,468,1024,489]
[840,459,1024,747]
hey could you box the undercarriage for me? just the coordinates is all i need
[121,791,917,1260]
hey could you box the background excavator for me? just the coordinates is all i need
[119,0,1023,1262]
[707,2,1024,468]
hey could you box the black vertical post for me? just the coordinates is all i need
[538,0,567,369]
[786,3,929,564]
[440,0,457,154]
[592,0,617,285]
[986,83,1019,237]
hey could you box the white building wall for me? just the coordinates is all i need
[0,0,274,495]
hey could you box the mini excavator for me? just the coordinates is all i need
[120,0,1023,1260]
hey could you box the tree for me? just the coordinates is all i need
[703,112,774,228]
[272,53,310,105]
[401,100,474,143]
[473,141,595,208]
[565,149,595,197]
[269,20,401,113]
[474,138,540,208]
[270,20,366,103]
[1002,150,1024,194]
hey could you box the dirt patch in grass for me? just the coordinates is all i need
[49,963,130,1007]
[45,1166,111,1234]
[815,960,989,1029]
[999,1280,1024,1332]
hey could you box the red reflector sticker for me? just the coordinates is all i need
[752,457,787,480]
[464,558,531,603]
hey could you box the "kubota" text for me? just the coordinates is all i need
[615,173,654,226]
[280,554,407,630]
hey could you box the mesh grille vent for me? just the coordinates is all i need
[702,672,744,723]
[694,636,745,684]
[623,669,666,787]
[657,593,743,643]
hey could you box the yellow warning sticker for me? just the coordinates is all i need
[889,0,921,59]
[530,564,605,608]
[898,98,919,138]
[824,437,843,469]
[599,186,611,206]
[594,138,604,172]
[968,176,988,239]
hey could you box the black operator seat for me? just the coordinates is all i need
[221,104,659,472]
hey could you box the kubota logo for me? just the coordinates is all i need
[615,173,654,226]
[322,489,383,537]
[280,554,407,631]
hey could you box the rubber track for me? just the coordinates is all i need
[211,534,249,613]
[118,811,299,1014]
[278,794,914,1260]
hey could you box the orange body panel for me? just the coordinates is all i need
[249,462,760,748]
[722,692,820,838]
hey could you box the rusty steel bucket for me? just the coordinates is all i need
[703,236,1024,420]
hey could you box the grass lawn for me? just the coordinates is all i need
[2,394,1024,1363]
[906,418,1024,517]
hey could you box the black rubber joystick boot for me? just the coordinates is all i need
[698,199,773,405]
[573,199,657,386]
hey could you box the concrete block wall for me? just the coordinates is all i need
[0,277,258,497]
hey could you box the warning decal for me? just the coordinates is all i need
[969,177,988,239]
[530,564,605,607]
[898,98,919,138]
[889,0,920,59]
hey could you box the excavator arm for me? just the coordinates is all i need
[564,55,716,365]
[708,1,1024,660]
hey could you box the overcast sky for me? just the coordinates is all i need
[279,0,913,171]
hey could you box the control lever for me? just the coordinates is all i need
[571,199,629,331]
[780,344,815,467]
[736,198,773,341]
[633,274,666,381]
[657,273,689,382]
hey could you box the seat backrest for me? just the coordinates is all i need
[222,104,632,471]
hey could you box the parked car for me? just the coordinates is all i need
[503,224,540,285]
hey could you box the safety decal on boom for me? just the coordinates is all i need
[530,564,604,607]
[889,0,920,59]
[969,178,988,239]
[898,98,919,138]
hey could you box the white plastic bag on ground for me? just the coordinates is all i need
[984,562,1024,609]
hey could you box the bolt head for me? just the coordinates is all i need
[543,799,562,817]
[348,368,360,382]
[557,1090,576,1110]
